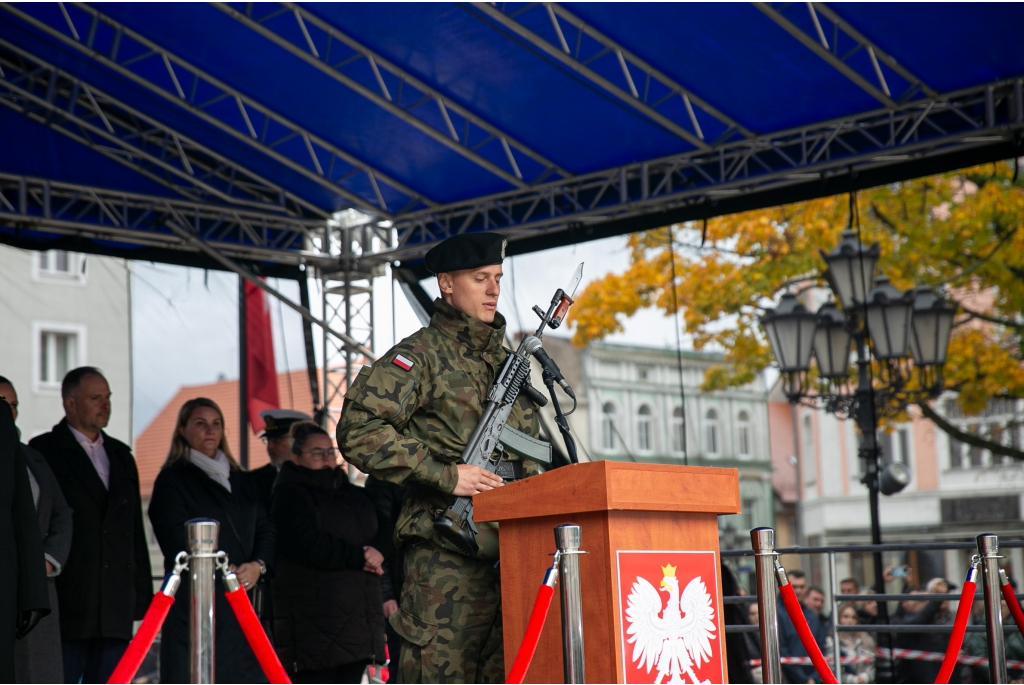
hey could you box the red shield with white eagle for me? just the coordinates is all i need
[616,551,723,684]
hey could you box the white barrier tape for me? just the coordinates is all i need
[750,649,1024,669]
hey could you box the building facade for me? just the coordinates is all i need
[536,338,774,574]
[769,383,1024,591]
[0,245,132,442]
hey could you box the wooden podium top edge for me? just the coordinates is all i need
[475,460,741,522]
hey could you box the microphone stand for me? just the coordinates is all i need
[543,368,578,464]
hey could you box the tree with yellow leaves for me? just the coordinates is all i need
[569,161,1024,459]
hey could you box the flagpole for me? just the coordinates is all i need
[239,275,249,470]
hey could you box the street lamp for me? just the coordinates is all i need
[821,230,880,307]
[761,226,956,637]
[760,293,816,395]
[813,301,853,380]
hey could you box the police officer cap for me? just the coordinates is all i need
[259,408,312,438]
[424,233,507,275]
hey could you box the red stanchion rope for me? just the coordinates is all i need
[1001,570,1024,643]
[934,566,978,684]
[224,585,292,684]
[507,583,556,684]
[107,592,175,684]
[108,555,188,685]
[778,581,839,684]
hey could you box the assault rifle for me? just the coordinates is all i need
[433,263,584,556]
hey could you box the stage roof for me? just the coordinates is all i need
[2,2,1023,274]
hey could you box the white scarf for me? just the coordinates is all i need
[189,448,232,492]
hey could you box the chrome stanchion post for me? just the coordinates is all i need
[187,519,220,684]
[978,533,1007,684]
[828,552,840,681]
[555,524,585,684]
[751,527,782,684]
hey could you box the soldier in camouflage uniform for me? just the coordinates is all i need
[337,233,542,684]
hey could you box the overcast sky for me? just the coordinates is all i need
[130,235,697,438]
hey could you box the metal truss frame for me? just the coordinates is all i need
[756,3,935,108]
[473,2,753,148]
[0,2,432,217]
[0,172,331,266]
[0,40,323,220]
[217,2,570,189]
[316,218,385,434]
[381,76,1024,261]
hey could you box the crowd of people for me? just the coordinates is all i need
[724,565,1024,684]
[0,367,400,684]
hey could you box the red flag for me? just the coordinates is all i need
[245,280,280,434]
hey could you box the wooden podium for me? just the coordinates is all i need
[475,460,740,684]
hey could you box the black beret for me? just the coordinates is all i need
[424,233,507,275]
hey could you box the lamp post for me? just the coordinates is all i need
[759,229,956,616]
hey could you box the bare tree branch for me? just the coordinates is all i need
[958,304,1024,331]
[918,402,1024,461]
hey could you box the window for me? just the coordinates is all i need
[39,331,78,386]
[34,250,85,284]
[740,497,758,531]
[637,405,653,451]
[737,411,751,457]
[39,250,71,273]
[880,427,912,468]
[705,408,719,455]
[601,402,617,451]
[637,365,653,381]
[671,406,685,452]
[943,398,1021,470]
[802,415,816,485]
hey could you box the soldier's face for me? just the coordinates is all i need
[439,265,503,323]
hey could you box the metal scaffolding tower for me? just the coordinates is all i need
[317,212,389,433]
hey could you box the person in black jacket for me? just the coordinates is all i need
[28,367,151,684]
[271,421,386,684]
[891,578,956,684]
[148,397,275,684]
[363,474,406,684]
[0,393,50,682]
[1,376,74,684]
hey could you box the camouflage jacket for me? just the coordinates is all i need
[337,298,541,560]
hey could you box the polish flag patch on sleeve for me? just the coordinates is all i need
[392,354,414,371]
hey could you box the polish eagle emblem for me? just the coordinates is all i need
[624,564,717,684]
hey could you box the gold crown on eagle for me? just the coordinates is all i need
[661,563,677,578]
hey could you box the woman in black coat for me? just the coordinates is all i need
[271,421,386,684]
[148,398,275,684]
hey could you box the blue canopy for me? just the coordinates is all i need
[1,2,1022,273]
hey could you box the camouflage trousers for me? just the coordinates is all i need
[391,542,504,684]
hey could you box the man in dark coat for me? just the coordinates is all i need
[1,376,74,684]
[892,579,956,684]
[0,392,50,681]
[29,367,152,684]
[250,409,311,512]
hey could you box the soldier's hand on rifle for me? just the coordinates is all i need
[453,464,504,496]
[363,546,384,575]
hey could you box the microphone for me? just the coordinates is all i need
[522,336,575,399]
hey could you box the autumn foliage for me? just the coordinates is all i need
[569,161,1024,420]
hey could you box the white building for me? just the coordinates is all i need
[535,337,774,572]
[0,246,132,442]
